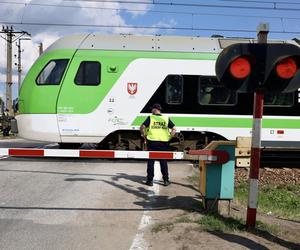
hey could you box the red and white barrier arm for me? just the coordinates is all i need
[188,149,229,164]
[0,148,184,160]
[0,148,229,162]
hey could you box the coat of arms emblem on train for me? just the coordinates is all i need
[127,82,138,95]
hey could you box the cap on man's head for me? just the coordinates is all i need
[151,103,162,111]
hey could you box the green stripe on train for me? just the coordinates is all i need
[20,49,218,114]
[132,116,300,129]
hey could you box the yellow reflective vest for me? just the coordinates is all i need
[146,115,171,142]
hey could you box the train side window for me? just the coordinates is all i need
[165,75,183,104]
[198,76,237,105]
[75,61,101,86]
[36,59,69,85]
[264,92,294,107]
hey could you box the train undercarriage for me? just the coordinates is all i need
[59,130,227,151]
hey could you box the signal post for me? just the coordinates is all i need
[247,23,269,228]
[215,23,300,228]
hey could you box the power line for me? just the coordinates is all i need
[63,0,300,11]
[221,0,300,5]
[1,1,300,21]
[4,0,300,9]
[2,20,300,35]
[1,0,300,37]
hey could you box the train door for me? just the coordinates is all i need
[19,53,71,115]
[56,50,107,142]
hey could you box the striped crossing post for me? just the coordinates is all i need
[246,23,269,228]
[246,90,264,227]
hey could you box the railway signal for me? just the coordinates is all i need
[216,23,300,229]
[215,43,300,93]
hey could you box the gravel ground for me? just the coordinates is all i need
[235,167,300,187]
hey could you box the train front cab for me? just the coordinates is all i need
[17,48,131,143]
[17,49,76,142]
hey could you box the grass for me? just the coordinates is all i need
[235,182,300,219]
[150,174,294,239]
[153,212,279,235]
[175,216,194,223]
[195,213,245,232]
[186,175,200,187]
[187,172,300,220]
[255,220,279,235]
[151,222,175,233]
[196,213,279,234]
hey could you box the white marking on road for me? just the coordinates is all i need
[129,161,161,250]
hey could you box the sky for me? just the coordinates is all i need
[0,0,300,103]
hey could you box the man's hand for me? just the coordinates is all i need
[140,124,147,144]
[141,133,147,143]
[170,127,176,137]
[140,125,146,137]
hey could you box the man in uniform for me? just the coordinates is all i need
[140,103,176,186]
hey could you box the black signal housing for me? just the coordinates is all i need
[215,43,300,93]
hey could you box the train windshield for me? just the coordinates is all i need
[36,59,69,85]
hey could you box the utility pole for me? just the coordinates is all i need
[0,26,31,115]
[6,27,13,115]
[15,37,31,95]
[38,43,43,56]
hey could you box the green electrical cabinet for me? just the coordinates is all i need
[199,141,235,201]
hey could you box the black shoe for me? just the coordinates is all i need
[163,180,170,186]
[146,180,153,186]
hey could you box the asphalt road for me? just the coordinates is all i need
[0,138,56,149]
[0,139,197,250]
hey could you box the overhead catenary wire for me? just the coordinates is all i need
[0,0,300,36]
[220,0,300,5]
[63,0,300,11]
[2,20,300,35]
[4,0,300,10]
[1,0,300,22]
[0,0,287,3]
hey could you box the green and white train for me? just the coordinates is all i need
[16,34,300,150]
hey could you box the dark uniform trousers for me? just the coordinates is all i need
[147,141,169,181]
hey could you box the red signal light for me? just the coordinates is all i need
[276,57,297,79]
[229,56,251,79]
